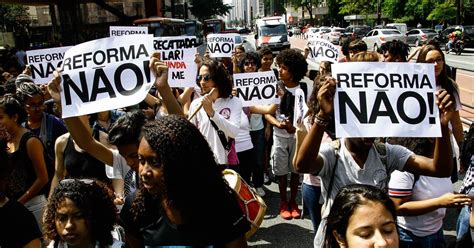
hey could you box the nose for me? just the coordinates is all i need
[373,230,390,248]
[64,217,75,230]
[139,161,152,177]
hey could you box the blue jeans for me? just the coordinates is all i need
[398,226,446,248]
[302,183,322,231]
[456,205,470,240]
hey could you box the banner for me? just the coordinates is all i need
[234,71,280,107]
[109,26,148,36]
[332,62,440,137]
[293,88,308,127]
[154,36,198,87]
[206,33,236,58]
[26,46,72,84]
[60,34,155,118]
[307,38,340,63]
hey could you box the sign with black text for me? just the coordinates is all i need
[234,71,280,106]
[109,26,148,36]
[153,36,198,87]
[307,38,340,63]
[293,88,308,127]
[206,33,236,58]
[332,62,440,137]
[60,34,154,118]
[26,46,72,84]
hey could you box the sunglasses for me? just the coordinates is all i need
[244,61,256,66]
[60,178,94,185]
[196,74,210,82]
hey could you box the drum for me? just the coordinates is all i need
[223,169,267,238]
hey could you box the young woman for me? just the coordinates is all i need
[120,116,250,247]
[0,95,48,231]
[324,184,399,248]
[43,179,121,248]
[188,58,242,166]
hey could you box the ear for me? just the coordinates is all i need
[333,230,347,247]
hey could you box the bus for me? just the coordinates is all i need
[133,17,186,37]
[204,19,225,37]
[185,20,204,45]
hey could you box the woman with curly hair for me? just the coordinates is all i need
[0,94,48,231]
[43,179,121,248]
[120,115,250,247]
[188,58,242,166]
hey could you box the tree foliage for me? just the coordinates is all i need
[427,0,456,22]
[338,0,376,15]
[189,0,232,21]
[0,4,30,33]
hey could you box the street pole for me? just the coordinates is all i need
[377,0,381,25]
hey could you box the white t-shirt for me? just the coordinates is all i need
[273,85,302,138]
[189,96,242,164]
[388,171,452,237]
[235,109,253,153]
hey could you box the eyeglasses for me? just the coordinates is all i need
[425,58,444,64]
[244,61,256,66]
[60,178,94,185]
[25,103,44,110]
[196,74,210,82]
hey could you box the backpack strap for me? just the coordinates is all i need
[209,118,231,151]
[374,142,387,167]
[324,139,341,209]
[299,82,308,99]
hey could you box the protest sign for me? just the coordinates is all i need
[293,88,308,127]
[307,38,340,63]
[153,36,198,87]
[26,46,72,84]
[206,33,236,58]
[60,34,155,118]
[332,62,439,138]
[234,71,280,107]
[109,26,148,36]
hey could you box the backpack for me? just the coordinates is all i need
[460,123,474,170]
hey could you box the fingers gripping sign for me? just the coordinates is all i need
[150,52,169,90]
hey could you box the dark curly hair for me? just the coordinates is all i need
[16,82,43,103]
[108,110,146,146]
[417,44,459,101]
[43,179,117,245]
[323,184,397,248]
[275,49,308,82]
[131,115,237,226]
[0,94,27,125]
[380,40,409,62]
[198,58,233,98]
[239,51,261,72]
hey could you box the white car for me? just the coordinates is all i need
[290,27,301,35]
[305,27,330,39]
[321,27,346,44]
[362,29,404,51]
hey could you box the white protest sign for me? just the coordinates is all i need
[293,88,308,127]
[60,34,155,118]
[234,71,280,107]
[206,33,236,58]
[332,62,439,138]
[153,36,198,87]
[109,26,148,36]
[307,38,340,63]
[26,46,72,84]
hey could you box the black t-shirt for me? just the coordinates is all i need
[0,199,42,247]
[120,191,250,247]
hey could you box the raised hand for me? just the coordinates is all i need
[47,70,62,104]
[149,52,169,90]
[317,76,336,120]
[435,89,455,126]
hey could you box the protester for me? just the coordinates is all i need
[189,58,242,166]
[380,40,409,62]
[120,116,250,246]
[348,39,368,60]
[294,51,457,246]
[233,45,246,73]
[0,139,42,248]
[0,94,48,231]
[323,184,399,248]
[43,179,121,247]
[265,49,308,220]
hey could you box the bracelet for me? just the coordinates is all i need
[314,114,330,127]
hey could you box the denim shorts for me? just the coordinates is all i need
[398,226,446,248]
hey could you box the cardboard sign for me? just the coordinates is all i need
[293,88,308,127]
[60,34,155,118]
[153,36,198,87]
[109,26,148,36]
[26,46,72,84]
[206,33,236,58]
[307,38,340,63]
[332,62,440,137]
[234,71,280,107]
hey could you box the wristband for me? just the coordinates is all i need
[314,114,330,127]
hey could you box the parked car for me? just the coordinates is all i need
[434,25,474,48]
[238,27,251,34]
[405,28,437,46]
[321,27,346,44]
[290,26,301,35]
[362,28,404,51]
[339,25,371,44]
[387,23,408,35]
[305,26,330,39]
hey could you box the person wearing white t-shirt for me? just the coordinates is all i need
[293,52,458,247]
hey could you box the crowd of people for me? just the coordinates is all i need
[1,33,474,248]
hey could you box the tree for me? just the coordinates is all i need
[289,0,318,25]
[338,0,376,15]
[0,4,30,33]
[427,0,456,23]
[189,0,232,21]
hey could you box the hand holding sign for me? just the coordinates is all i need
[436,89,455,126]
[317,77,337,120]
[47,70,62,105]
[150,52,169,90]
